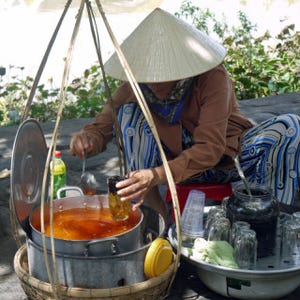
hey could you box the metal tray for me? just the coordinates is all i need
[168,217,300,300]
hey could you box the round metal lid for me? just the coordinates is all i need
[11,119,48,235]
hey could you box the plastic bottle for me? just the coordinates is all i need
[50,150,66,198]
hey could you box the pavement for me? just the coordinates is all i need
[1,92,300,299]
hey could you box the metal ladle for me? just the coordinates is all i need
[233,155,253,198]
[80,155,99,195]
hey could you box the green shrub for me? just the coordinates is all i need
[176,0,300,100]
[0,65,119,126]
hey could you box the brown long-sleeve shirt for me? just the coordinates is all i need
[83,65,254,183]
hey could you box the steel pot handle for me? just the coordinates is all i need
[57,186,84,198]
[85,237,120,256]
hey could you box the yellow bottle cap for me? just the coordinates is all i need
[144,237,173,278]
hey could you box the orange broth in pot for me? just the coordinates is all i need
[30,195,142,241]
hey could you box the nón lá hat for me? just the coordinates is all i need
[104,8,227,83]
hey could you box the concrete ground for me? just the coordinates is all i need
[1,92,300,299]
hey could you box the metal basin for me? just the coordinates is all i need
[190,254,300,299]
[168,222,300,299]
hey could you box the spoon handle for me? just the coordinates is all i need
[82,149,87,176]
[82,158,86,176]
[233,155,253,197]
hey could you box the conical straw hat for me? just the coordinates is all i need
[104,8,227,82]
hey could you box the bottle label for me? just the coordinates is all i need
[53,173,66,198]
[53,161,66,175]
[50,159,66,198]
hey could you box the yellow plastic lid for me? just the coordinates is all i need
[144,237,173,278]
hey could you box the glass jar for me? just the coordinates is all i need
[226,187,279,258]
[107,175,131,221]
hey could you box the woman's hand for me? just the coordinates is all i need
[116,169,157,209]
[116,166,167,210]
[69,130,94,158]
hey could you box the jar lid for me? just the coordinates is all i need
[144,237,173,278]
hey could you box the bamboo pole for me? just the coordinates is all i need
[40,1,85,298]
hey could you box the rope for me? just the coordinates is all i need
[9,194,22,248]
[22,0,73,121]
[40,1,85,298]
[85,0,127,176]
[12,0,74,298]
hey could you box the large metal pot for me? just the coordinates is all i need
[29,193,144,256]
[27,204,165,288]
[10,119,167,288]
[10,120,144,256]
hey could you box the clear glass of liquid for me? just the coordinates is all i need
[107,175,131,221]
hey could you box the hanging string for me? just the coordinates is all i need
[8,194,22,248]
[12,0,73,269]
[14,0,75,298]
[85,0,127,176]
[39,1,85,299]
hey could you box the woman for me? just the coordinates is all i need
[69,8,300,221]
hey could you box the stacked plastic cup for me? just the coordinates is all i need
[181,190,206,241]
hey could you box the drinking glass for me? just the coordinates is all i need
[277,212,293,243]
[281,220,300,258]
[207,217,231,242]
[230,221,251,247]
[204,206,226,238]
[292,211,300,224]
[234,228,257,269]
[221,196,229,211]
[279,212,293,225]
[107,175,131,221]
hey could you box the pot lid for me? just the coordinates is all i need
[144,237,173,278]
[10,119,48,235]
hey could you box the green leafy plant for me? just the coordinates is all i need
[177,0,300,100]
[64,65,119,119]
[0,64,119,126]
